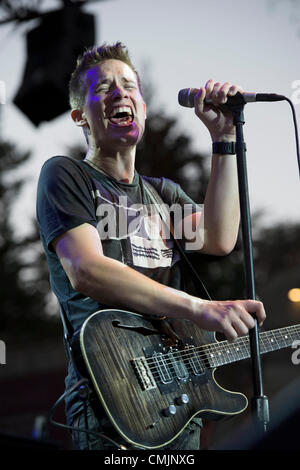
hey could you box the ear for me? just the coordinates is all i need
[71,109,87,127]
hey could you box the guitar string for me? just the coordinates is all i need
[144,340,298,380]
[143,329,300,373]
[146,324,300,363]
[143,324,300,367]
[141,325,300,373]
[132,324,300,376]
[134,328,300,385]
[143,338,288,378]
[141,327,300,383]
[144,336,277,383]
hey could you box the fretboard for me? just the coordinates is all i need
[201,324,300,368]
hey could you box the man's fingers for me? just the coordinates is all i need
[228,84,244,96]
[209,82,223,104]
[205,81,241,104]
[221,300,266,341]
[242,299,266,327]
[221,322,238,342]
[204,79,215,97]
[232,316,251,336]
[195,87,206,111]
[195,80,244,109]
[195,298,266,342]
[215,82,231,104]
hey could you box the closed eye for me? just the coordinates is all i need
[96,85,110,93]
[95,79,137,92]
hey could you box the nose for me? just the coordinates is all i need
[111,84,128,100]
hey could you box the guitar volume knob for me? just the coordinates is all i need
[162,405,177,417]
[175,394,189,405]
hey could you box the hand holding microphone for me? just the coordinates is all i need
[178,80,286,142]
[178,81,286,108]
[184,80,242,141]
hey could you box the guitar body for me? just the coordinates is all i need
[74,309,248,449]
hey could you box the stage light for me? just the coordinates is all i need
[287,288,300,303]
[14,4,95,126]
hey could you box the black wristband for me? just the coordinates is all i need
[212,141,246,155]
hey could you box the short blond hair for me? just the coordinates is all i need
[69,41,141,110]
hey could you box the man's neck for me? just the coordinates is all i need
[84,144,136,184]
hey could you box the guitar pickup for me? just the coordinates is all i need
[131,356,157,391]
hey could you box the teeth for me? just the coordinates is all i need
[110,106,132,117]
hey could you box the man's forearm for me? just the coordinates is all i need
[74,255,199,320]
[73,254,266,343]
[202,153,240,255]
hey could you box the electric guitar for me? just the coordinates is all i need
[73,309,300,449]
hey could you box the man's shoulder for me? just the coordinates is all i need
[141,174,180,202]
[142,174,179,192]
[37,157,94,200]
[41,155,81,171]
[39,156,89,183]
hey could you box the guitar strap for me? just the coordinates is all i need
[59,305,74,357]
[141,177,212,301]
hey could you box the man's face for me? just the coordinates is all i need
[82,59,146,150]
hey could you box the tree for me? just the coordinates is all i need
[0,139,58,342]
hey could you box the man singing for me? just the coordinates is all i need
[36,42,265,450]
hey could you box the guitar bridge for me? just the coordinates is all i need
[131,356,157,391]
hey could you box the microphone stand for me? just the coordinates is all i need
[227,93,270,434]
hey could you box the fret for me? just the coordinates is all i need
[147,325,300,376]
[199,325,300,369]
[260,326,300,354]
[202,338,250,368]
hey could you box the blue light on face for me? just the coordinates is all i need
[86,67,102,103]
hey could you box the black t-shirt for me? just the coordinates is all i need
[36,155,200,422]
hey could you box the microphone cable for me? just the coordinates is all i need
[283,97,300,179]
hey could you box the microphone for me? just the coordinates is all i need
[178,88,286,108]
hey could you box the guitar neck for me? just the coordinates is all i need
[202,324,300,368]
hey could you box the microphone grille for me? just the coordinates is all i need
[178,88,195,108]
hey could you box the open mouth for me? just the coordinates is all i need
[108,106,133,127]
